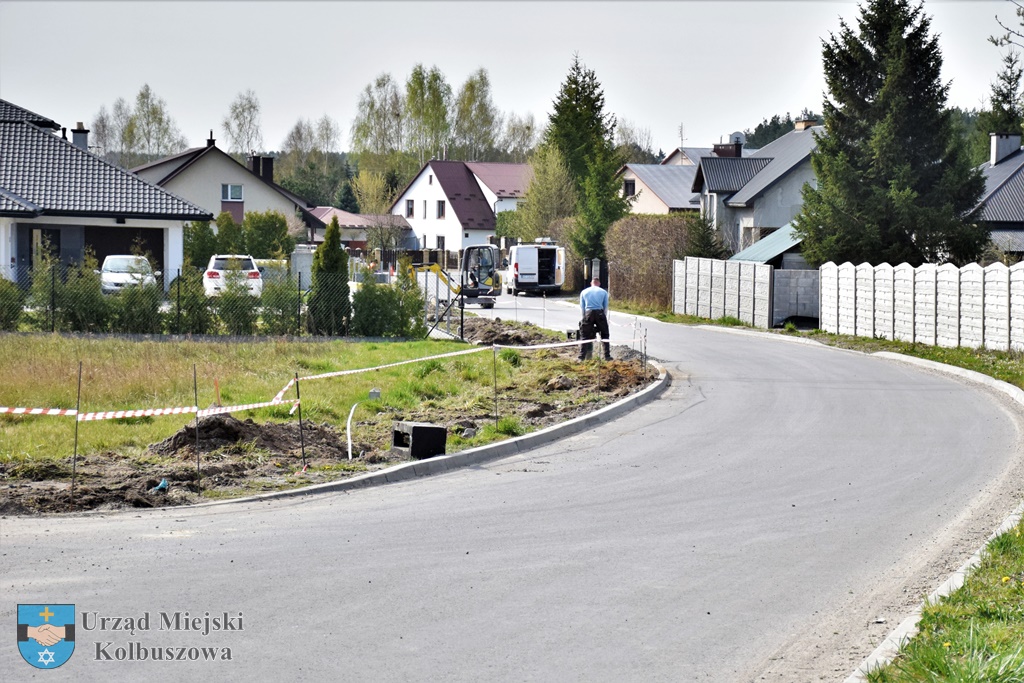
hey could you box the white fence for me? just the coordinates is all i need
[820,261,1024,350]
[672,257,773,328]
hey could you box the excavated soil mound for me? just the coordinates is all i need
[151,415,347,458]
[461,318,556,346]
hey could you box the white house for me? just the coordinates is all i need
[0,99,211,287]
[133,136,324,241]
[390,160,530,251]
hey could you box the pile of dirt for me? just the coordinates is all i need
[150,415,347,459]
[461,317,557,346]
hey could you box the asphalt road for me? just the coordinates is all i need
[3,293,1021,682]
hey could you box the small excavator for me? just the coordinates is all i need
[408,244,501,309]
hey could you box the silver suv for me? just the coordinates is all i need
[98,255,160,294]
[202,254,263,296]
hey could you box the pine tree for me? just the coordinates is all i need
[306,216,350,336]
[794,0,987,267]
[976,50,1024,149]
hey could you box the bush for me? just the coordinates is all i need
[351,267,401,337]
[169,269,214,335]
[0,278,23,331]
[110,284,164,334]
[60,258,110,332]
[306,217,350,336]
[215,277,259,335]
[260,267,300,336]
[395,255,426,338]
[604,214,691,309]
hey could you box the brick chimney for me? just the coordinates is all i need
[71,122,89,150]
[794,118,818,131]
[248,155,274,184]
[991,132,1022,166]
[207,130,216,147]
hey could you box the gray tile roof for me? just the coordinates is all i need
[0,120,212,220]
[692,157,773,194]
[625,164,700,209]
[990,228,1024,252]
[977,149,1024,224]
[0,99,58,128]
[727,126,821,207]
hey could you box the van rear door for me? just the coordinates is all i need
[516,247,539,283]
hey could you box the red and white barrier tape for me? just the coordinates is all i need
[0,406,78,416]
[197,398,297,419]
[297,346,488,383]
[77,405,198,422]
[492,337,639,351]
[272,378,295,404]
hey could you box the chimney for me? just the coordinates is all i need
[991,132,1022,166]
[207,130,215,147]
[794,118,818,132]
[259,156,274,184]
[248,154,260,175]
[713,141,743,158]
[71,122,89,151]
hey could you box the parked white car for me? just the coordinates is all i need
[203,254,263,296]
[98,255,160,294]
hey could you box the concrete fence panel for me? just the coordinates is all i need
[837,262,857,335]
[710,258,727,319]
[893,264,916,343]
[855,263,875,338]
[935,264,960,348]
[959,264,984,349]
[674,257,772,328]
[820,262,839,333]
[984,263,1011,351]
[914,264,937,346]
[724,260,741,319]
[873,264,894,340]
[1012,263,1024,351]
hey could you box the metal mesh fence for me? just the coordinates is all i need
[0,263,369,337]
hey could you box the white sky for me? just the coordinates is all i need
[0,1,1010,156]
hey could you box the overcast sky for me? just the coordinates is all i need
[0,1,1011,156]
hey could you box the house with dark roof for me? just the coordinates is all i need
[691,121,821,252]
[132,136,325,242]
[0,99,212,287]
[390,160,531,251]
[977,132,1024,255]
[619,164,700,214]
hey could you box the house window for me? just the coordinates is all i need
[623,179,636,197]
[221,184,243,202]
[437,235,445,250]
[423,200,427,219]
[406,199,414,218]
[429,175,433,185]
[436,200,446,219]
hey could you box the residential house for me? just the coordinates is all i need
[390,160,531,251]
[0,99,211,287]
[691,120,821,251]
[977,132,1024,256]
[307,206,414,251]
[132,136,325,241]
[619,164,700,214]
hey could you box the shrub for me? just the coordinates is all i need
[260,267,300,336]
[306,216,350,336]
[110,283,164,334]
[215,277,259,335]
[605,213,691,310]
[351,266,401,337]
[498,348,522,367]
[395,255,426,337]
[169,268,214,335]
[0,277,23,331]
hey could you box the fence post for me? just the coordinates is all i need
[176,269,181,334]
[50,264,56,333]
[297,272,302,337]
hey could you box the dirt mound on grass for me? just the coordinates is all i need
[461,318,557,346]
[150,414,347,458]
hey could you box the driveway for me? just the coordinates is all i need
[3,294,1022,681]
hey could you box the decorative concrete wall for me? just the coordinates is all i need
[820,261,1024,351]
[672,257,772,328]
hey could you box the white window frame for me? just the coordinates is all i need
[405,199,414,218]
[221,184,243,202]
[436,200,446,219]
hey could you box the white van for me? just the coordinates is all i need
[505,239,565,296]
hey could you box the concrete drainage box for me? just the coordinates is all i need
[391,421,447,459]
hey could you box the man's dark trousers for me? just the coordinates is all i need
[579,309,611,360]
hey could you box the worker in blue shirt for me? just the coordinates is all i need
[578,277,611,361]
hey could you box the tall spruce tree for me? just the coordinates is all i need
[794,0,986,267]
[544,55,626,260]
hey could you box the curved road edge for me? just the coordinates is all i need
[183,359,671,510]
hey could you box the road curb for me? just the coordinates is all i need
[844,353,1024,681]
[186,359,670,509]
